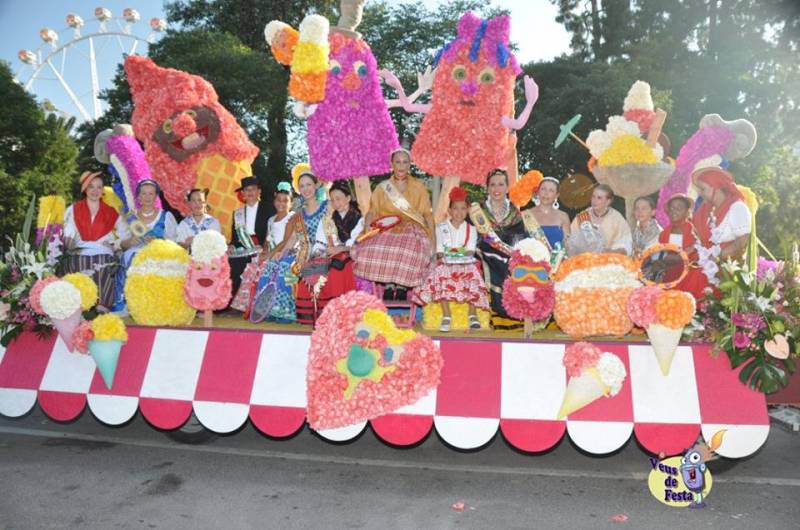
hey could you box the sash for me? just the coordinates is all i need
[469,203,513,255]
[380,180,426,228]
[519,208,552,251]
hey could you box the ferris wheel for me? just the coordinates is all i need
[15,7,167,122]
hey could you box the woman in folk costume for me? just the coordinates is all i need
[112,179,178,312]
[471,168,530,330]
[248,171,328,323]
[230,182,294,313]
[692,158,753,283]
[658,194,708,300]
[415,186,489,332]
[351,149,435,300]
[176,188,222,250]
[296,181,363,324]
[63,171,125,310]
[631,196,662,258]
[568,184,633,256]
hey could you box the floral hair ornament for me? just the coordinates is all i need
[80,171,103,193]
[276,181,292,194]
[448,186,468,203]
[291,162,312,193]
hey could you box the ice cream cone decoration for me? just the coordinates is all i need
[628,286,696,376]
[88,314,128,390]
[37,280,83,352]
[51,309,83,352]
[194,154,253,241]
[558,342,626,419]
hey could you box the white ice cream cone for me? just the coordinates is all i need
[51,309,82,352]
[647,323,683,376]
[557,368,609,419]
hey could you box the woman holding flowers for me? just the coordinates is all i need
[351,149,434,301]
[63,171,125,310]
[113,179,178,312]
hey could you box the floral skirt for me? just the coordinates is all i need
[296,254,357,325]
[413,262,490,310]
[352,222,432,288]
[230,258,265,313]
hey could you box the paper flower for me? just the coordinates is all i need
[72,320,94,354]
[190,230,228,263]
[306,291,443,430]
[62,273,99,311]
[514,237,551,263]
[40,281,82,320]
[124,56,259,239]
[598,134,658,166]
[106,133,158,212]
[125,239,196,326]
[586,129,613,159]
[90,314,128,342]
[626,285,662,328]
[502,252,554,321]
[264,21,300,65]
[509,170,544,208]
[596,352,627,395]
[184,256,232,311]
[288,15,329,103]
[411,12,521,184]
[563,341,602,377]
[623,81,654,112]
[655,125,735,227]
[553,254,640,337]
[29,276,59,315]
[37,195,66,228]
[559,344,627,418]
[655,289,696,329]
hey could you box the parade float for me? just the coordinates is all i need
[0,7,796,463]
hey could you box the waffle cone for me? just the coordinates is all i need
[557,368,608,419]
[647,323,682,376]
[195,154,253,241]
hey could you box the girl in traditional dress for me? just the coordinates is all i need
[658,194,708,299]
[248,172,328,322]
[230,182,294,313]
[63,171,125,310]
[112,180,178,312]
[295,181,363,324]
[473,169,529,330]
[632,196,662,258]
[415,187,489,332]
[176,188,221,250]
[531,177,570,250]
[351,149,434,301]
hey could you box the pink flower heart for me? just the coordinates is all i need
[764,334,790,360]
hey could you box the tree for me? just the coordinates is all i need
[0,62,78,240]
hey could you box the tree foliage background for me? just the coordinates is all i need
[1,0,797,254]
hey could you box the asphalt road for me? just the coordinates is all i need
[0,409,798,529]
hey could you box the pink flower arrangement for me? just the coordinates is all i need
[29,276,59,315]
[626,285,662,328]
[622,108,656,134]
[563,341,603,377]
[501,252,554,321]
[306,33,399,182]
[655,126,734,227]
[306,291,443,430]
[72,320,94,354]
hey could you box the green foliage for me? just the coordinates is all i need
[0,62,78,241]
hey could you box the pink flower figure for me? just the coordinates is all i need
[626,285,662,328]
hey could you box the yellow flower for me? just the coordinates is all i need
[292,162,312,193]
[37,195,66,228]
[102,187,124,212]
[597,134,658,166]
[63,272,99,311]
[362,309,417,345]
[91,314,128,342]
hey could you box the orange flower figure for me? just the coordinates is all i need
[124,56,259,240]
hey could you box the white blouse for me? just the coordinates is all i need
[436,220,477,254]
[63,204,126,256]
[711,201,751,245]
[267,212,295,249]
[176,214,222,245]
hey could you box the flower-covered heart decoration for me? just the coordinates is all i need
[307,291,443,430]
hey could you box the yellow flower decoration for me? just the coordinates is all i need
[37,195,66,229]
[598,134,658,166]
[91,314,128,342]
[292,162,312,193]
[62,272,99,311]
[102,186,124,212]
[362,309,417,345]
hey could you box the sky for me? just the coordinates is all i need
[0,0,571,122]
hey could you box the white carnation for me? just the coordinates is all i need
[597,352,626,396]
[40,280,81,319]
[514,238,550,263]
[586,129,612,158]
[299,14,330,44]
[191,230,228,263]
[606,116,642,139]
[264,20,290,45]
[554,265,640,292]
[623,80,654,112]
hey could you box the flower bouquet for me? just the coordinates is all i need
[628,285,696,375]
[558,342,627,418]
[691,257,799,394]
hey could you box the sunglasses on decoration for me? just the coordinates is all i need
[510,266,549,284]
